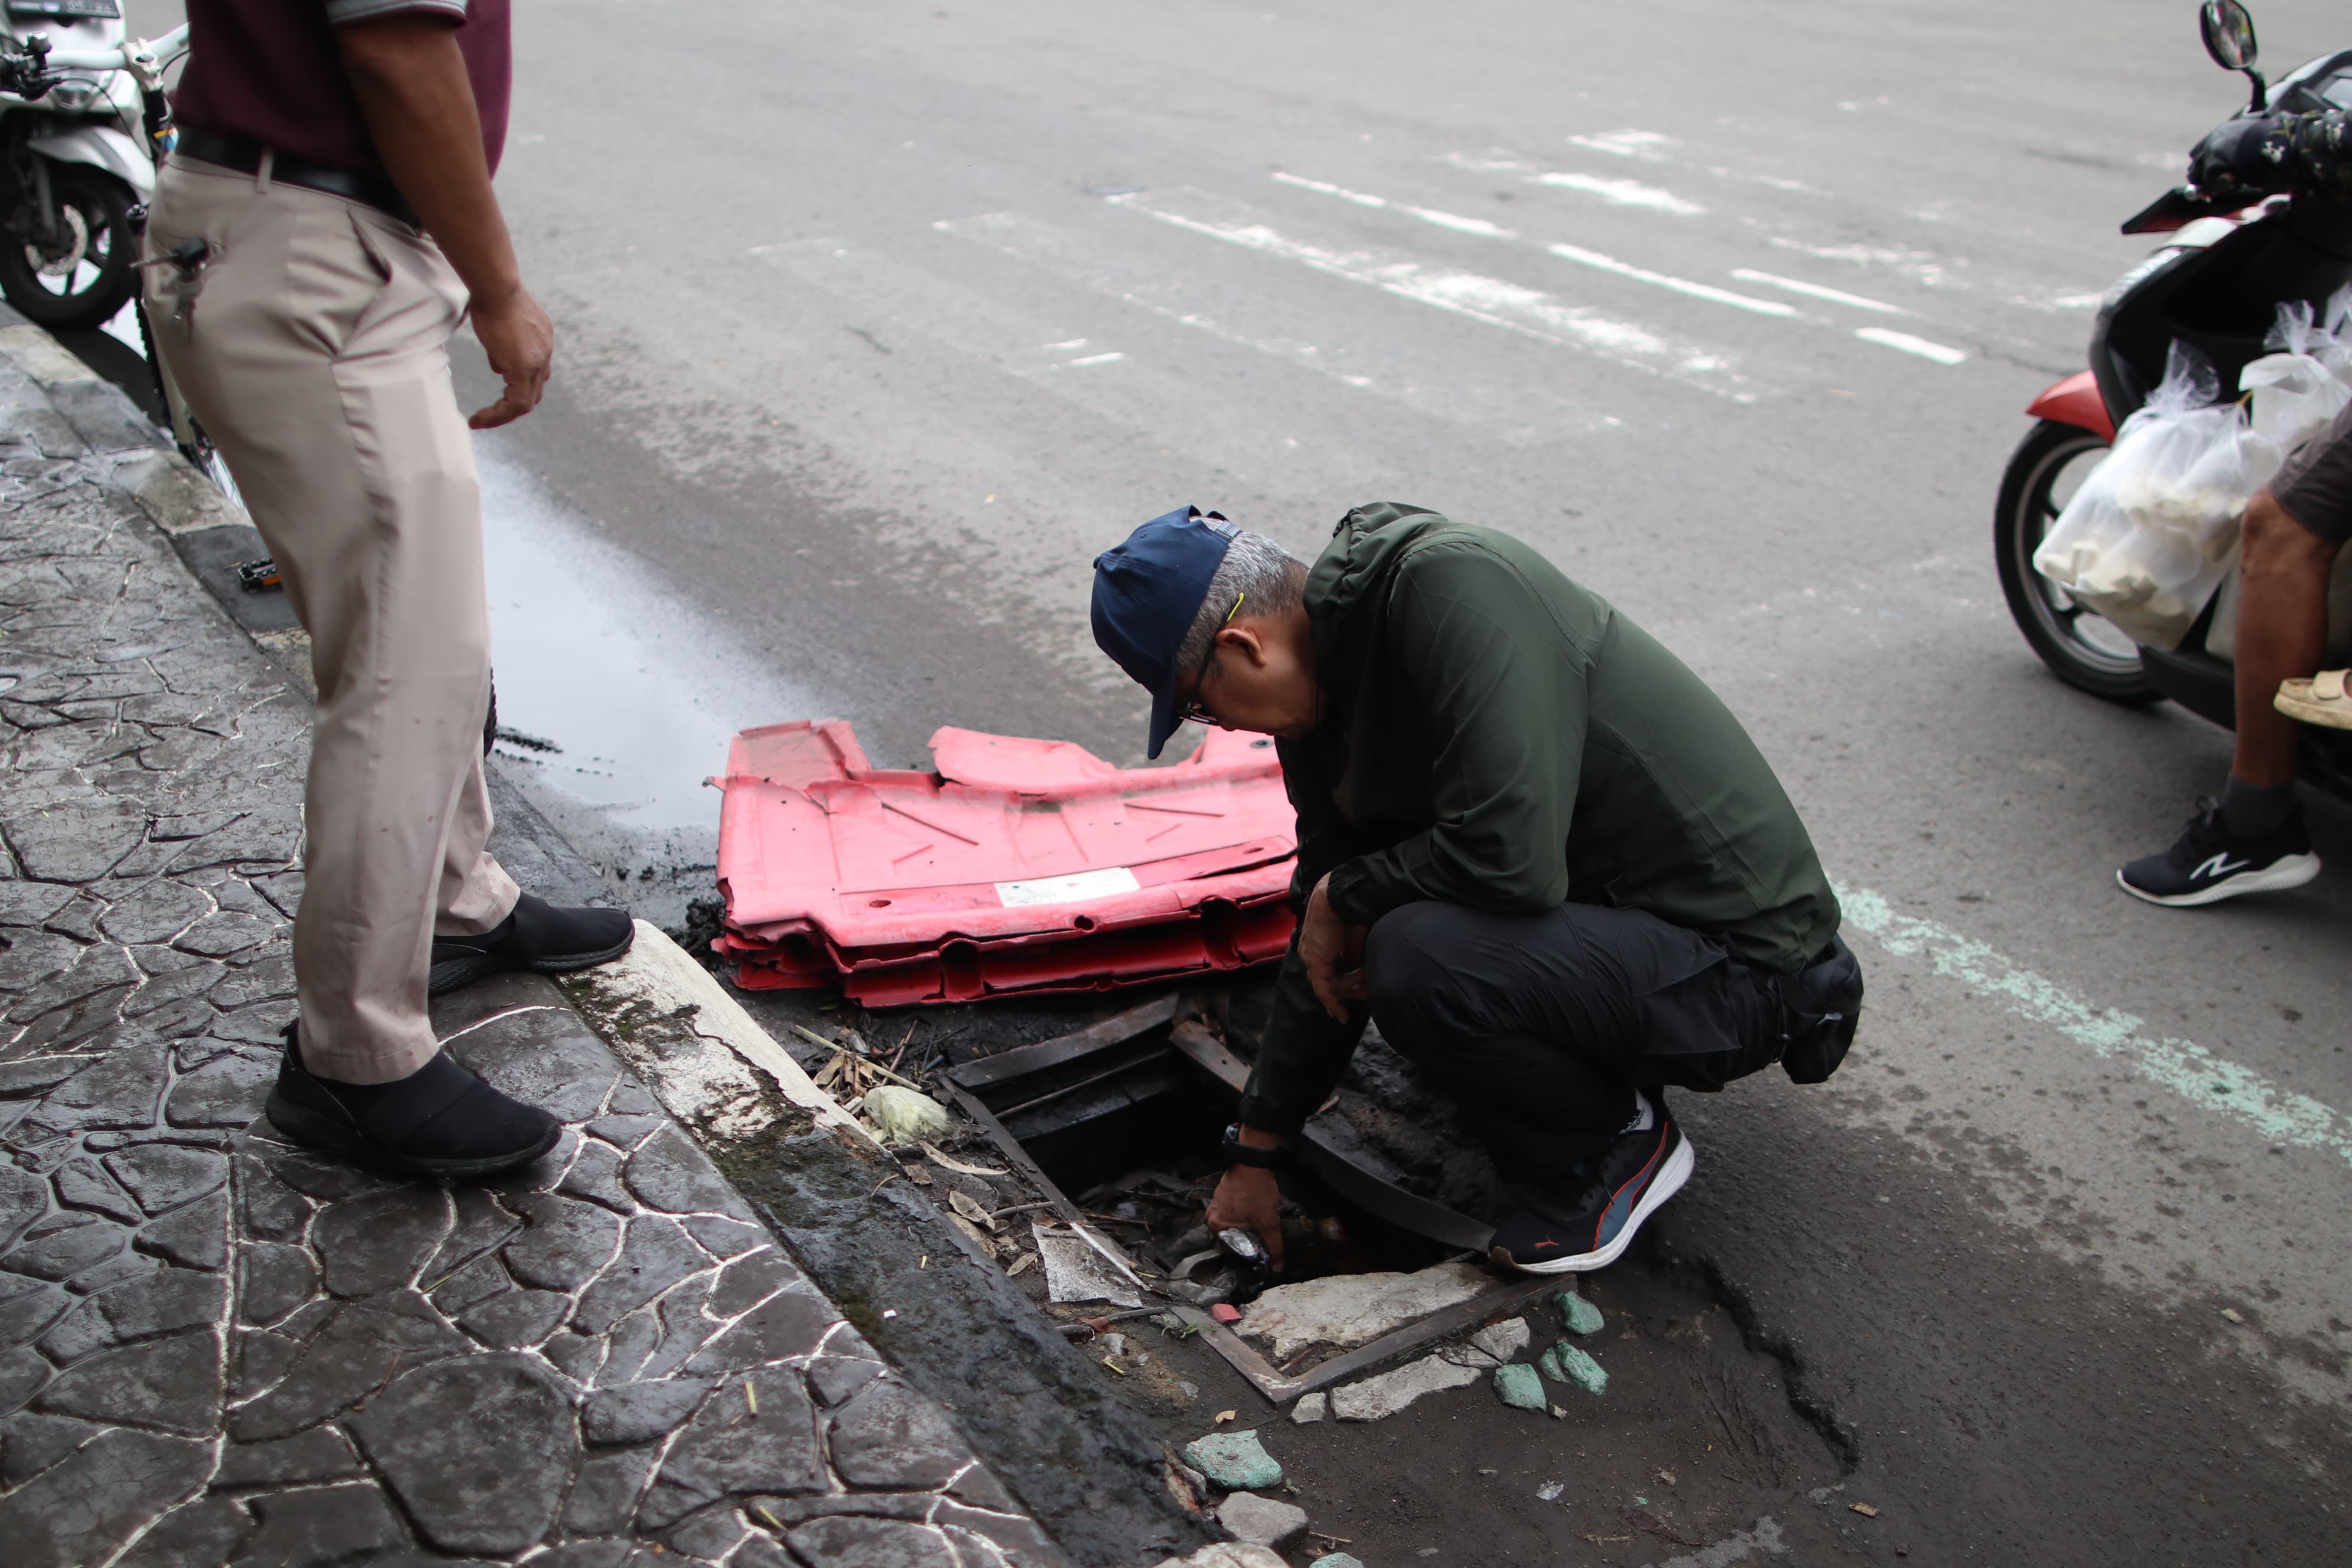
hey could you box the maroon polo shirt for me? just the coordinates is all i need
[172,0,511,179]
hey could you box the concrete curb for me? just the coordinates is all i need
[569,919,879,1149]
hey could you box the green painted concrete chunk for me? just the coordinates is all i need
[1540,1341,1609,1395]
[1553,1289,1605,1336]
[1492,1361,1548,1412]
[1184,1428,1283,1490]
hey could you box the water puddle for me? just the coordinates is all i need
[475,437,821,831]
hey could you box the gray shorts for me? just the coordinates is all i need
[2275,400,2352,546]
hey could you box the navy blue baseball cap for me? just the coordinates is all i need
[1092,505,1238,759]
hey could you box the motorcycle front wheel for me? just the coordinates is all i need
[0,162,137,331]
[1992,418,2160,705]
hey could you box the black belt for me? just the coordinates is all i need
[172,129,420,227]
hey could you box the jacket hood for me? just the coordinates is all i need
[1305,502,1449,695]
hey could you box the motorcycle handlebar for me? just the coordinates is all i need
[33,24,190,74]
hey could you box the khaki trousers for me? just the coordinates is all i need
[145,156,518,1084]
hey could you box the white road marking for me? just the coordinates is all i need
[1840,886,2352,1170]
[1275,172,1790,319]
[1531,171,1706,215]
[1546,243,1796,316]
[1271,172,1516,236]
[1060,351,1124,367]
[1043,337,1090,350]
[1105,189,1754,399]
[937,211,1623,440]
[1730,268,1906,315]
[1854,325,1968,364]
[1567,129,1677,159]
[1768,235,1959,290]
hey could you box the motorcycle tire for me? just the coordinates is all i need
[1992,417,2161,705]
[0,163,138,331]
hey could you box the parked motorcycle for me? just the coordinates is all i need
[0,1,163,329]
[1994,0,2352,793]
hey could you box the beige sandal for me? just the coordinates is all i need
[2275,668,2352,729]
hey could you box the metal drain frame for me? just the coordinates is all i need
[943,996,1551,1404]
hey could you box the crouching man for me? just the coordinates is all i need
[1090,504,1863,1273]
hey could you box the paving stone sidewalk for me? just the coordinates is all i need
[0,331,1077,1567]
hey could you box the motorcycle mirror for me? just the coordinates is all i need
[2200,0,2257,71]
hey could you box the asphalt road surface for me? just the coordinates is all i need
[135,0,2352,1560]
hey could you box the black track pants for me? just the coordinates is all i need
[1363,900,1790,1184]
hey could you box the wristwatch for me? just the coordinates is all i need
[1220,1123,1284,1168]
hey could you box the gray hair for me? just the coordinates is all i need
[1175,530,1308,678]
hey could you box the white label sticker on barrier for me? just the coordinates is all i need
[993,867,1142,907]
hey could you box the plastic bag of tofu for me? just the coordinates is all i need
[2034,342,2284,651]
[2239,288,2352,456]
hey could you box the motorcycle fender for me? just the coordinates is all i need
[27,125,152,197]
[2026,370,2115,442]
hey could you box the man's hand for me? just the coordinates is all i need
[1206,1162,1284,1271]
[467,288,552,428]
[1299,874,1368,1022]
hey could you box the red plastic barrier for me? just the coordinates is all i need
[713,720,1299,1004]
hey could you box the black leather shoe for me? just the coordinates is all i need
[429,893,635,995]
[264,1023,561,1178]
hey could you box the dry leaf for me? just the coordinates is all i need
[1214,1410,1237,1425]
[920,1140,1009,1178]
[950,1214,993,1251]
[1849,1503,1879,1518]
[948,1190,995,1230]
[1007,1252,1038,1277]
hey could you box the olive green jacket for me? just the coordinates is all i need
[1236,504,1841,1133]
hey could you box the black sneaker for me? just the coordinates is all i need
[265,1023,561,1178]
[1487,1099,1693,1275]
[2116,799,2321,908]
[429,892,635,995]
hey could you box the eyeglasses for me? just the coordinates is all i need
[1171,591,1244,729]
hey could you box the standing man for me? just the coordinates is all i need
[146,1,632,1176]
[1092,504,1862,1272]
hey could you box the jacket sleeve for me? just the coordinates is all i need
[1321,543,1588,927]
[1234,734,1370,1135]
[2287,109,2352,199]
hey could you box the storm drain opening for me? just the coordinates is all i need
[942,992,1551,1404]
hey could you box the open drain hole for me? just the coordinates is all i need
[943,994,1550,1400]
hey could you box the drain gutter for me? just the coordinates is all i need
[945,999,1551,1404]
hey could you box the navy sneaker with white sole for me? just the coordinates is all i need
[2117,799,2320,908]
[1488,1096,1693,1275]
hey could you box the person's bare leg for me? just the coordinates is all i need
[2232,488,2341,791]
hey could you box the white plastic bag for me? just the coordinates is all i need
[2239,289,2352,455]
[2034,343,2283,651]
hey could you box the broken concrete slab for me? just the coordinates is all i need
[1329,1353,1483,1422]
[1309,1556,1366,1568]
[1540,1342,1608,1396]
[1492,1362,1547,1412]
[1182,1429,1282,1492]
[1150,1546,1289,1568]
[1437,1343,1498,1370]
[1553,1290,1604,1337]
[1469,1317,1531,1362]
[1234,1259,1490,1361]
[1289,1392,1328,1425]
[1217,1492,1308,1549]
[1032,1221,1144,1309]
